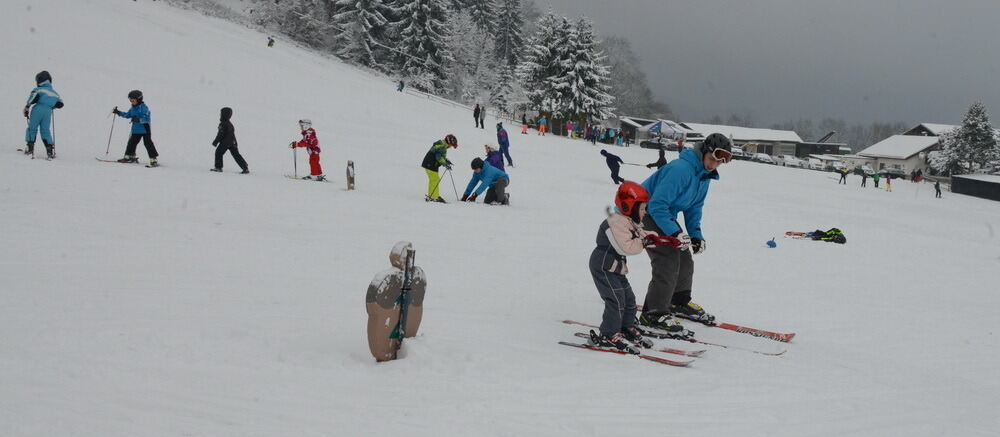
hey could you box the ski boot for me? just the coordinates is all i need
[314,174,326,181]
[44,143,55,160]
[117,155,138,163]
[671,302,716,325]
[588,330,639,354]
[621,325,653,349]
[24,142,34,156]
[302,175,313,180]
[240,168,249,174]
[210,168,223,172]
[147,158,159,167]
[638,312,695,340]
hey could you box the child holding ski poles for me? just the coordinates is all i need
[290,119,323,180]
[587,181,681,353]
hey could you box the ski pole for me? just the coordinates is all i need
[292,145,298,178]
[104,114,117,156]
[447,168,460,201]
[429,170,447,199]
[51,112,56,145]
[622,162,644,166]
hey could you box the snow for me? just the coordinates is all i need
[2,1,1000,436]
[858,134,940,159]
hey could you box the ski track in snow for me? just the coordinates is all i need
[2,1,1000,436]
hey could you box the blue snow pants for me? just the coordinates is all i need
[25,106,53,144]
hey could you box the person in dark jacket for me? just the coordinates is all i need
[210,107,249,173]
[600,149,625,184]
[646,147,667,169]
[934,180,942,198]
[496,122,513,167]
[473,104,482,128]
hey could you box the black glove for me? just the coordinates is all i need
[460,194,469,201]
[23,106,29,118]
[445,164,452,170]
[467,193,477,202]
[112,106,120,115]
[54,101,64,109]
[690,238,706,255]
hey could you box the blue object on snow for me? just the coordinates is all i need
[766,238,777,248]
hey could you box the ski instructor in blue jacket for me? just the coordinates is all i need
[23,71,63,159]
[461,157,510,205]
[637,133,732,337]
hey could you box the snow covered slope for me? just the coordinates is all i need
[2,1,999,436]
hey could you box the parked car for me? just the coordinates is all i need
[730,149,748,160]
[639,137,681,151]
[879,168,907,180]
[853,165,875,176]
[807,158,825,170]
[775,155,804,167]
[753,153,776,164]
[832,161,847,171]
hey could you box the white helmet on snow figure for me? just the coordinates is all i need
[299,119,312,128]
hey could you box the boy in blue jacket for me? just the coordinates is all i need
[23,71,63,159]
[461,158,510,205]
[113,90,159,166]
[638,133,732,336]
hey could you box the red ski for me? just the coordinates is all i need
[558,341,692,367]
[635,306,796,343]
[563,319,786,356]
[562,320,705,357]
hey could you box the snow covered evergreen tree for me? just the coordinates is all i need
[554,17,614,122]
[933,102,999,174]
[331,0,391,70]
[490,64,515,116]
[516,10,565,114]
[467,0,497,35]
[262,0,338,49]
[494,0,525,69]
[389,0,455,93]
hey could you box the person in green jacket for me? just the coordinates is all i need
[872,173,881,188]
[420,134,458,203]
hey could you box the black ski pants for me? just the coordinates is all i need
[125,125,158,159]
[609,166,625,184]
[215,144,248,171]
[641,215,694,316]
[483,177,509,204]
[590,247,637,337]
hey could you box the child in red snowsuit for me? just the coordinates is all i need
[290,119,324,180]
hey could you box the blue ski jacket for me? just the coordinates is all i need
[640,148,719,240]
[117,103,152,134]
[464,161,509,196]
[25,82,62,109]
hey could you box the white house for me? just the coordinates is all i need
[856,135,940,174]
[676,122,802,156]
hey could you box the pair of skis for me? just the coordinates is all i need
[95,157,159,168]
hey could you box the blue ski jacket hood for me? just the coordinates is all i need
[640,148,719,240]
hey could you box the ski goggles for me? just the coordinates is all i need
[709,148,733,163]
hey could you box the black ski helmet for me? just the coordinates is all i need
[701,133,732,156]
[471,157,484,170]
[128,90,143,101]
[35,71,52,85]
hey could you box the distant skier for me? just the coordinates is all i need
[872,172,881,188]
[478,105,486,129]
[484,145,504,172]
[861,171,868,187]
[421,134,457,203]
[646,147,667,169]
[586,181,665,353]
[397,80,405,92]
[838,168,848,184]
[638,133,733,336]
[521,113,528,134]
[210,107,249,174]
[473,104,482,128]
[537,115,547,136]
[289,119,323,180]
[461,157,509,205]
[23,70,63,159]
[886,175,892,192]
[113,90,159,166]
[600,149,625,184]
[496,122,513,167]
[934,180,942,198]
[267,36,275,47]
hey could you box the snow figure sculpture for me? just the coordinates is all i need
[365,241,427,362]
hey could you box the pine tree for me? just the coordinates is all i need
[264,0,338,49]
[467,0,497,35]
[332,0,391,70]
[554,18,614,122]
[494,0,525,68]
[934,102,999,174]
[516,10,564,114]
[390,0,456,93]
[490,64,515,116]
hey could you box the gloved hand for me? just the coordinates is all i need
[690,237,706,254]
[467,193,477,202]
[643,234,682,248]
[445,164,452,170]
[289,142,297,148]
[54,101,64,109]
[112,106,120,115]
[23,106,29,118]
[460,194,469,201]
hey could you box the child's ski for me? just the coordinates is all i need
[558,341,692,367]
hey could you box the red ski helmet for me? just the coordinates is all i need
[444,134,458,148]
[615,181,649,216]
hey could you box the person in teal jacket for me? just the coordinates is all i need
[23,71,63,159]
[113,89,159,165]
[461,158,509,205]
[637,133,732,334]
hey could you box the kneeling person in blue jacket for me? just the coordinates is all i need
[461,157,510,205]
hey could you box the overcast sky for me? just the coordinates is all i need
[537,0,1000,127]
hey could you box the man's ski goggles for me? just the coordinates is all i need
[709,148,733,163]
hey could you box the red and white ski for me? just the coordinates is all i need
[562,320,785,356]
[571,332,704,357]
[558,341,693,367]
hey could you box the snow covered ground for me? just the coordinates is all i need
[2,1,1000,436]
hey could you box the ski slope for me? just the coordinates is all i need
[2,1,999,436]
